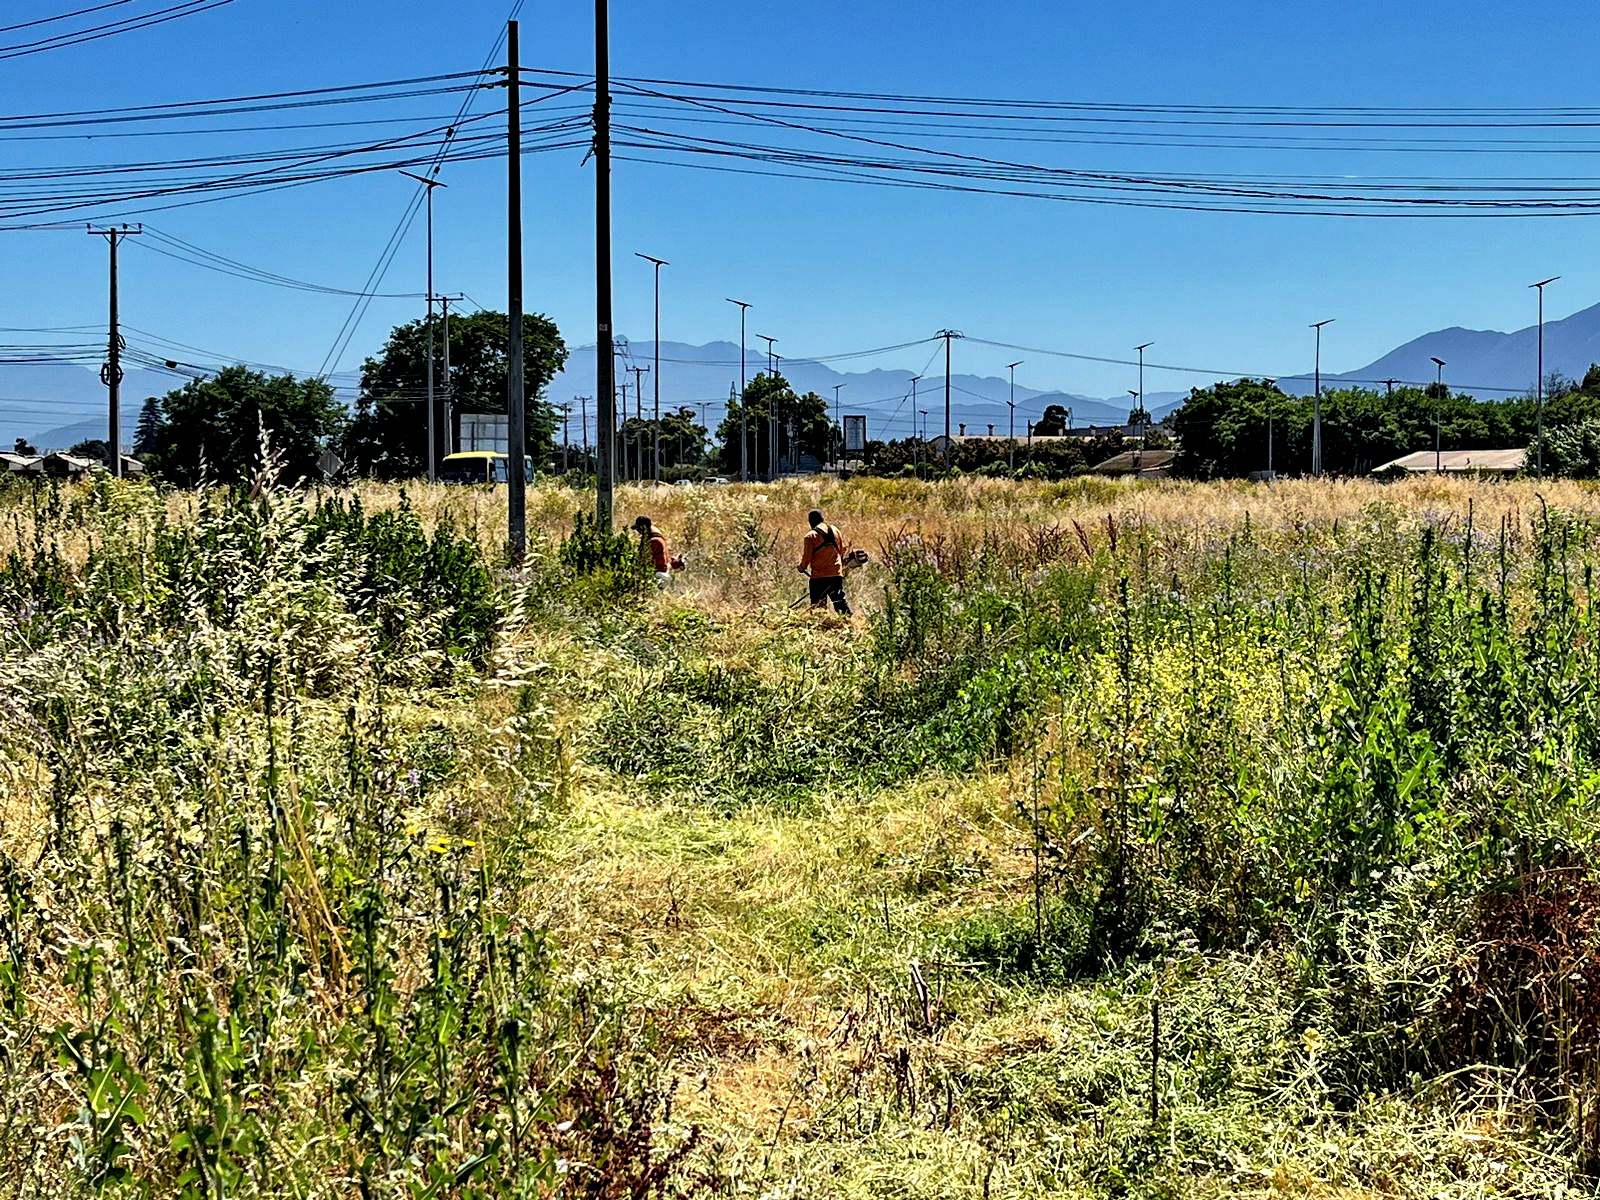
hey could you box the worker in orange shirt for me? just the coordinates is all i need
[797,508,853,614]
[632,515,683,588]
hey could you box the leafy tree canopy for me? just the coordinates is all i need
[68,439,110,462]
[145,365,345,488]
[344,310,567,479]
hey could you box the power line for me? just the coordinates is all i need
[0,0,234,61]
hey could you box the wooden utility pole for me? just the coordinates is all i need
[594,0,616,525]
[505,20,527,562]
[90,226,141,478]
[937,328,962,453]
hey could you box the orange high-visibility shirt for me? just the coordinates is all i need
[800,524,848,578]
[648,531,670,573]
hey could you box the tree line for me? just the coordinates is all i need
[1168,366,1600,479]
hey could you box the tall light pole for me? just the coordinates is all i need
[1431,356,1446,475]
[1531,276,1559,476]
[1311,319,1334,477]
[726,298,750,481]
[401,170,447,481]
[910,375,921,454]
[635,252,667,482]
[1006,360,1022,471]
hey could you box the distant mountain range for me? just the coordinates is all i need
[11,303,1600,451]
[1275,300,1600,399]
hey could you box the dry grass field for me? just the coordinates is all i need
[3,472,1600,1197]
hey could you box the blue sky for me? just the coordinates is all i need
[5,0,1600,435]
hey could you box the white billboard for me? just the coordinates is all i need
[843,414,867,453]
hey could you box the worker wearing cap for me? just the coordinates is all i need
[798,508,852,614]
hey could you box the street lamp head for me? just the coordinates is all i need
[1129,390,1140,399]
[1531,276,1560,289]
[1134,342,1153,353]
[634,252,669,267]
[725,297,750,309]
[399,170,446,188]
[1430,356,1446,368]
[1311,319,1334,330]
[1006,360,1023,370]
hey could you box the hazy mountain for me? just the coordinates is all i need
[13,302,1600,453]
[1277,301,1600,399]
[3,358,168,451]
[548,340,1131,441]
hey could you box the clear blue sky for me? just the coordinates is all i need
[5,0,1599,427]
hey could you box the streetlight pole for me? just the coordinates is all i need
[1531,276,1559,476]
[726,298,750,481]
[635,252,667,482]
[401,170,447,481]
[1431,356,1446,475]
[1311,319,1334,477]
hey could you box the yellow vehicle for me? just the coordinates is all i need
[440,451,534,485]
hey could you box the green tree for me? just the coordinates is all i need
[68,439,110,462]
[713,372,834,476]
[12,437,36,456]
[1169,379,1301,479]
[149,365,346,487]
[344,310,567,479]
[1032,404,1072,436]
[133,397,164,458]
[1533,417,1600,478]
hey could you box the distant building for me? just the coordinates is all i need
[1371,449,1525,477]
[1089,448,1177,478]
[0,452,41,475]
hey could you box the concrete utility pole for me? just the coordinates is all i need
[833,383,845,467]
[576,394,591,462]
[1531,276,1559,476]
[1129,390,1142,474]
[1133,343,1152,431]
[936,329,962,446]
[757,334,777,479]
[630,364,649,481]
[593,0,616,526]
[1310,319,1333,477]
[400,170,446,481]
[504,21,527,561]
[726,299,750,481]
[90,225,141,478]
[1004,361,1017,470]
[635,252,667,481]
[435,294,460,457]
[1431,356,1446,475]
[1381,378,1398,397]
[559,403,571,471]
[771,353,783,475]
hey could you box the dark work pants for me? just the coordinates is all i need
[809,575,852,614]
